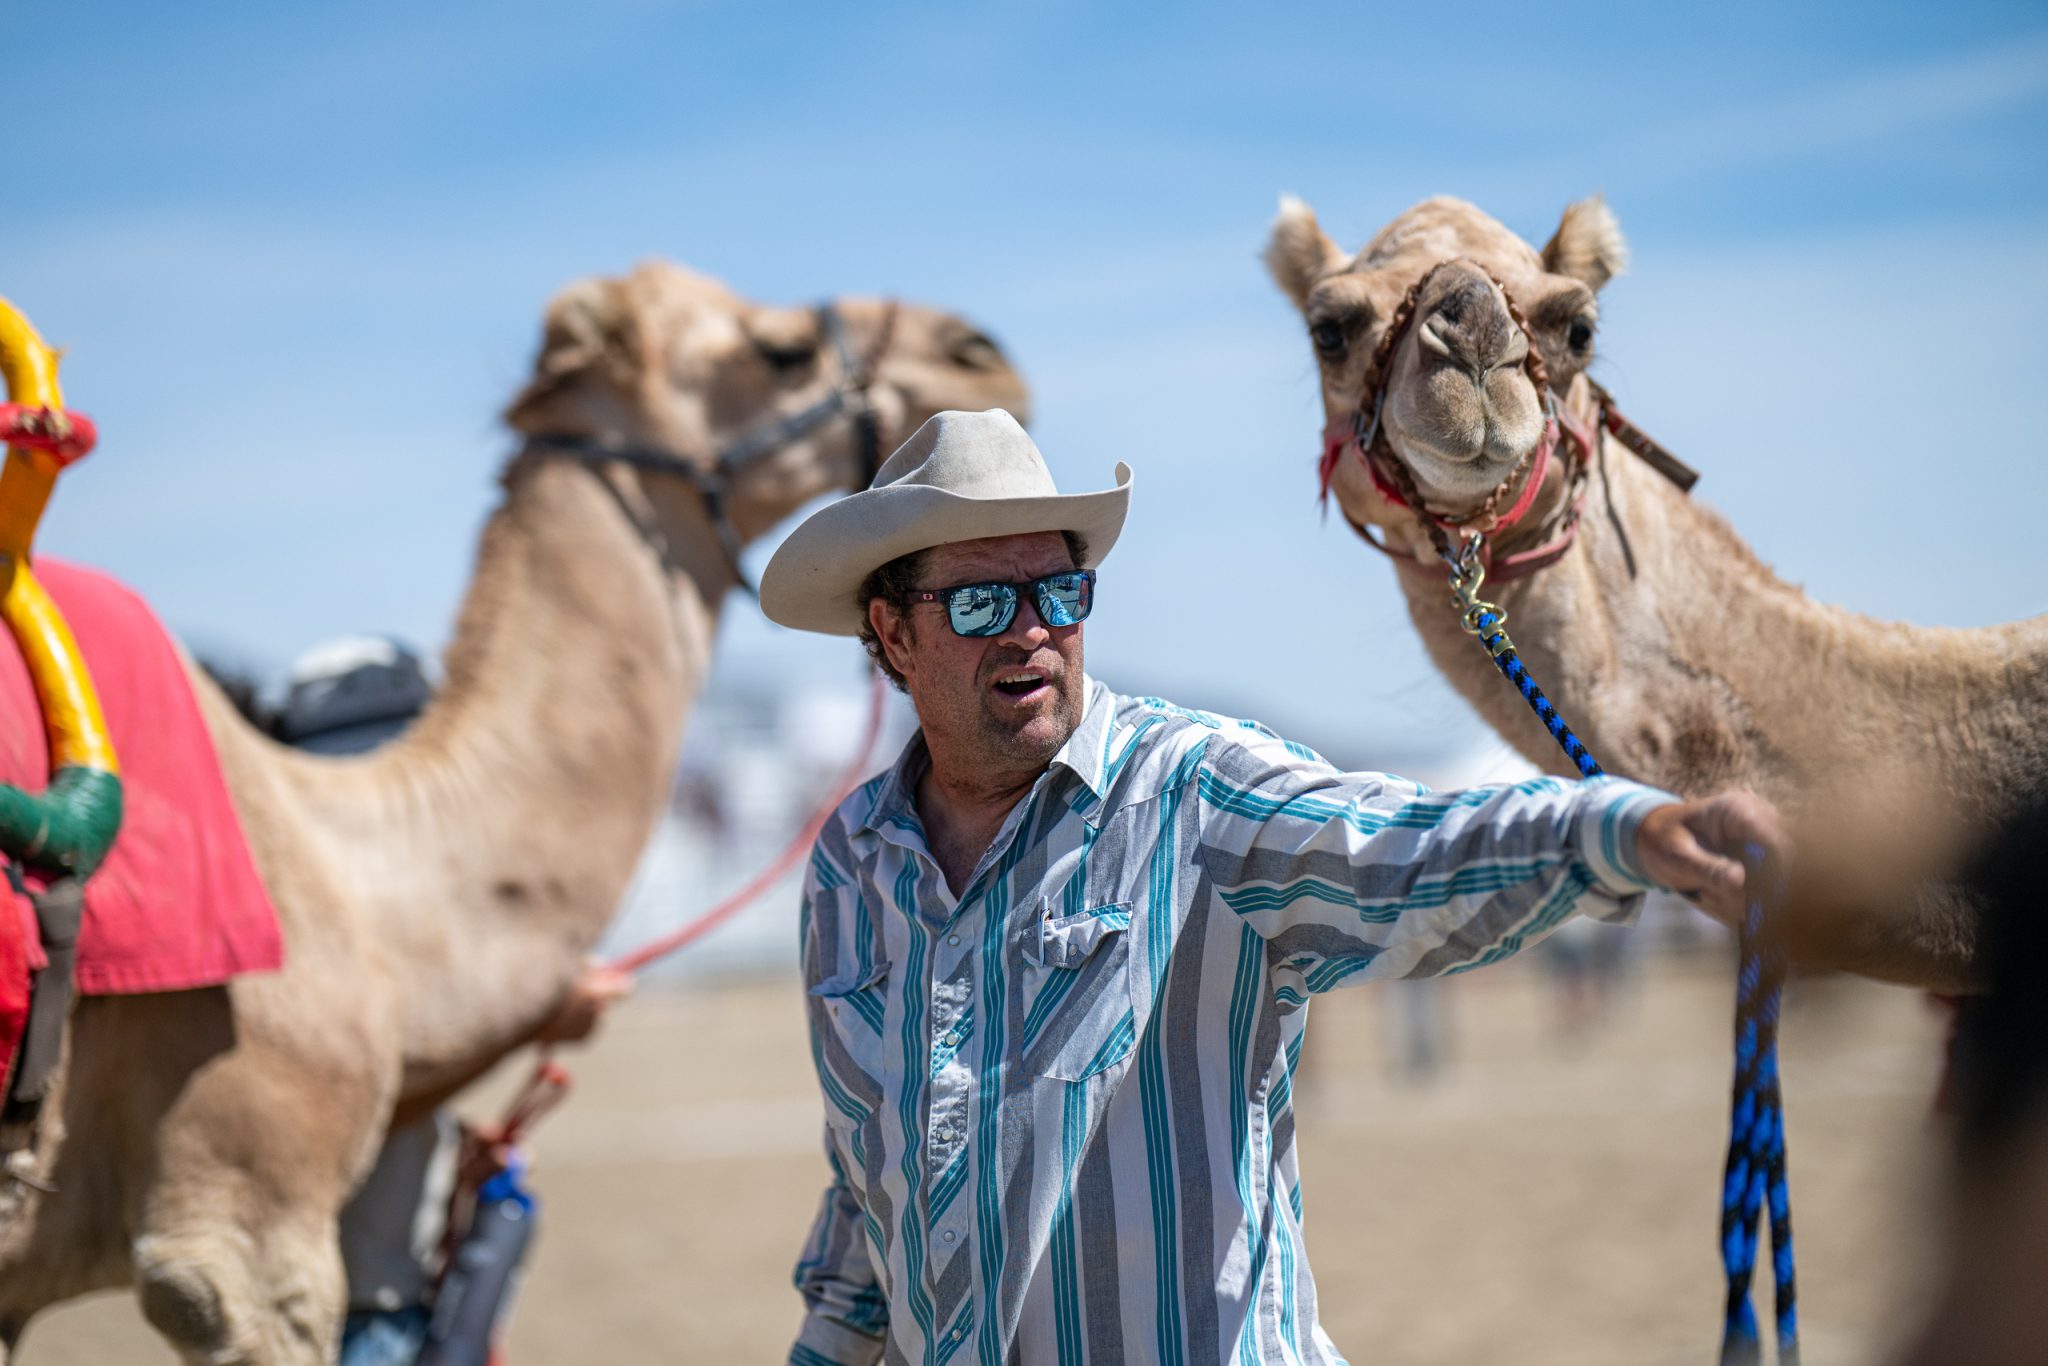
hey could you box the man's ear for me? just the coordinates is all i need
[869,598,917,685]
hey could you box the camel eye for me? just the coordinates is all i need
[1310,320,1347,358]
[754,337,818,372]
[1567,318,1595,352]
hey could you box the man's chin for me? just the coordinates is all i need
[982,692,1076,761]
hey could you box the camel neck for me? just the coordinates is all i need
[313,453,736,1096]
[1401,427,2040,809]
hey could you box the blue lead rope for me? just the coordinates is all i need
[1447,542,1799,1363]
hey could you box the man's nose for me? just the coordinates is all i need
[995,594,1051,648]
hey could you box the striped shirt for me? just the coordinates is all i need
[790,678,1673,1366]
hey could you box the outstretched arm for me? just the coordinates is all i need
[1195,724,1682,984]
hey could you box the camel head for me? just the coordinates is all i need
[504,261,1030,546]
[1265,194,1626,531]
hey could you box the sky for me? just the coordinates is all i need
[7,0,2047,768]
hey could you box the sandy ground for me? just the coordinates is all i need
[20,952,1948,1364]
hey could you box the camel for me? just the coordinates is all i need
[0,263,1027,1363]
[1265,194,2047,992]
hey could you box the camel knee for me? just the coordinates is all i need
[137,1262,234,1360]
[135,1238,248,1362]
[135,1227,342,1365]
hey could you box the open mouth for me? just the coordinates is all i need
[991,669,1051,702]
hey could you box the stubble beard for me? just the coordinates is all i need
[974,672,1083,769]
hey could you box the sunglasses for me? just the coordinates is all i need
[910,569,1096,638]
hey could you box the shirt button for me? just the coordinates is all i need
[936,1127,955,1143]
[946,934,960,946]
[942,1031,961,1047]
[942,1229,957,1243]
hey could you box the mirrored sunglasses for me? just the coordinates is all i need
[910,570,1096,638]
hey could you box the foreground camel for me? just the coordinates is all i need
[1265,194,2047,991]
[0,264,1027,1362]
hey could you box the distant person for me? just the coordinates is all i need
[271,637,629,1366]
[756,409,1788,1364]
[1536,913,1635,1039]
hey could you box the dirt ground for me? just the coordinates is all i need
[20,952,1948,1364]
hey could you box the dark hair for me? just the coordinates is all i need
[856,530,1089,691]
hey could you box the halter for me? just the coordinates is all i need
[1316,258,1694,582]
[526,298,899,595]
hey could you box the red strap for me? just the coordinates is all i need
[0,404,97,467]
[1320,413,1555,538]
[1318,411,1587,582]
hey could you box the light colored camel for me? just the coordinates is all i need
[1266,194,2047,991]
[0,263,1027,1363]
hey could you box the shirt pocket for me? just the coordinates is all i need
[810,958,892,1127]
[1020,902,1137,1082]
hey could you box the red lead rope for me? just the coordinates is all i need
[603,666,890,975]
[482,667,890,1148]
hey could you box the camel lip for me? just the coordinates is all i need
[1383,404,1543,474]
[1382,419,1493,470]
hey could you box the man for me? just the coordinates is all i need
[758,409,1783,1365]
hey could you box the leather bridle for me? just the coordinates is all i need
[526,299,899,595]
[1317,258,1695,582]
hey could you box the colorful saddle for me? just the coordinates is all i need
[0,300,280,1138]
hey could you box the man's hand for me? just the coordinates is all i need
[1634,790,1790,925]
[532,960,634,1046]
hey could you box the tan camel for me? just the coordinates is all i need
[1265,194,2047,991]
[0,262,1027,1363]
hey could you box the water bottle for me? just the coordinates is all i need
[416,1162,537,1366]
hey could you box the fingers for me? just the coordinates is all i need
[1637,797,1777,925]
[1674,791,1793,922]
[1670,818,1748,922]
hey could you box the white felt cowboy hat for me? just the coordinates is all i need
[760,408,1132,637]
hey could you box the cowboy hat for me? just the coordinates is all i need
[760,408,1132,637]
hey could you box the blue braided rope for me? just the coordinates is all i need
[1462,591,1798,1362]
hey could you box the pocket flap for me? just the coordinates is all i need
[1028,903,1132,970]
[810,959,891,997]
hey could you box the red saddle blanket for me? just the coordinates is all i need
[0,560,281,1036]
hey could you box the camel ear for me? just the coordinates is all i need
[1264,196,1347,311]
[505,280,637,431]
[1542,195,1628,292]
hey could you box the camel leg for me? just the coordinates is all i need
[48,978,390,1365]
[0,1005,142,1357]
[129,979,388,1364]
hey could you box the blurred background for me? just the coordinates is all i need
[7,0,2044,1361]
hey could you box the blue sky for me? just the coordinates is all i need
[8,1,2046,763]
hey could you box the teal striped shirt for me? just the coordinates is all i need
[790,679,1672,1365]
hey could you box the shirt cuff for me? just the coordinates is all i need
[1572,777,1680,897]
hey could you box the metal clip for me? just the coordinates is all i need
[1444,534,1513,655]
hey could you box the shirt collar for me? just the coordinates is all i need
[1049,675,1115,802]
[856,675,1115,840]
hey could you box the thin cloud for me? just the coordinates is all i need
[1618,29,2048,183]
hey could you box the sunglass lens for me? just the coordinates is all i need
[947,584,1016,637]
[1035,572,1093,627]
